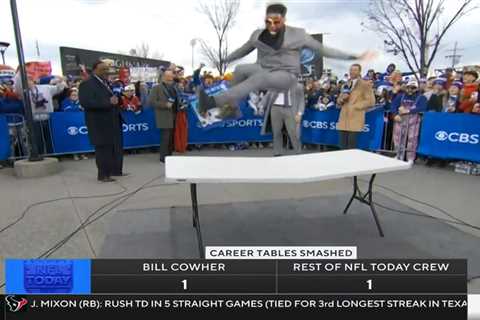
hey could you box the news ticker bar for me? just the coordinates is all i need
[5,259,467,295]
[0,295,468,319]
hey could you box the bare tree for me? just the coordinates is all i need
[198,0,240,75]
[125,42,164,59]
[363,0,477,78]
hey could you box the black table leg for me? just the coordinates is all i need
[343,176,358,214]
[343,174,384,237]
[190,183,205,258]
[367,174,384,237]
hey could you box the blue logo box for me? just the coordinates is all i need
[23,260,74,293]
[5,259,91,294]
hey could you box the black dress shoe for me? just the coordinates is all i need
[216,103,240,119]
[112,172,130,177]
[98,177,116,182]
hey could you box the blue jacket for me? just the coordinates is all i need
[0,97,24,115]
[60,98,83,112]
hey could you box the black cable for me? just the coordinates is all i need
[373,201,480,283]
[0,177,176,289]
[374,202,480,231]
[0,182,128,234]
[38,176,165,259]
[358,178,480,231]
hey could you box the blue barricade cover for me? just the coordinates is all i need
[417,112,480,162]
[301,106,385,150]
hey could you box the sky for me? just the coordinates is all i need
[1,0,479,77]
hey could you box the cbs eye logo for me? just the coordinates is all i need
[434,131,448,141]
[67,127,79,136]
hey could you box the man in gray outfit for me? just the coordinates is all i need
[260,83,305,156]
[198,2,375,119]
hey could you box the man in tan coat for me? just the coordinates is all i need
[336,64,375,149]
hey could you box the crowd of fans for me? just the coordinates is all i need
[0,61,479,165]
[304,64,479,164]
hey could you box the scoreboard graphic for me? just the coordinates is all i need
[2,258,469,319]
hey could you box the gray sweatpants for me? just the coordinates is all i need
[271,106,301,156]
[214,64,297,107]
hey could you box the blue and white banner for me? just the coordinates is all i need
[188,98,272,144]
[50,109,161,154]
[418,112,480,162]
[301,106,385,150]
[50,112,94,153]
[0,115,11,160]
[189,82,247,131]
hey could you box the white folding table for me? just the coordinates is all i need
[165,150,412,258]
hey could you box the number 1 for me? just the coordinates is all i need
[182,279,188,290]
[366,279,373,290]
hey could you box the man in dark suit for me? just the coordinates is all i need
[148,69,179,163]
[79,61,126,182]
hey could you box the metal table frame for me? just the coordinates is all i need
[189,174,383,259]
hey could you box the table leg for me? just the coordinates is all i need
[190,183,205,258]
[343,176,358,214]
[367,174,384,237]
[342,175,384,237]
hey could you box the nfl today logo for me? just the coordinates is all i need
[23,260,73,293]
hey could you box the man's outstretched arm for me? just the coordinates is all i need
[225,39,255,63]
[303,33,374,61]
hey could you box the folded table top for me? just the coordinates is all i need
[165,149,412,184]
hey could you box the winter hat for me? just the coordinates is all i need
[451,80,464,89]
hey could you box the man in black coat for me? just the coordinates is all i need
[79,61,126,182]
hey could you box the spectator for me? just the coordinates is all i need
[471,88,480,114]
[14,73,58,154]
[418,78,428,94]
[458,70,478,113]
[134,81,148,108]
[426,78,447,112]
[336,63,376,149]
[443,67,455,89]
[306,80,322,109]
[120,84,141,114]
[0,81,23,114]
[375,83,393,110]
[443,81,463,113]
[391,80,427,162]
[365,69,376,81]
[35,76,68,112]
[148,70,179,163]
[379,63,396,81]
[60,89,83,112]
[60,88,88,160]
